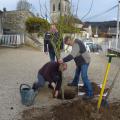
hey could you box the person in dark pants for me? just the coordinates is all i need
[58,36,93,100]
[44,24,63,62]
[32,62,67,98]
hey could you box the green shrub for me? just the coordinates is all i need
[25,17,50,34]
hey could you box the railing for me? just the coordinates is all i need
[0,34,24,47]
[109,38,120,52]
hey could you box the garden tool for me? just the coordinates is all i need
[20,84,38,106]
[101,67,120,108]
[97,53,117,111]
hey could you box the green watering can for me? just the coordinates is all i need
[20,84,37,106]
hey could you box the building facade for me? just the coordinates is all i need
[50,0,70,23]
[0,10,34,34]
[0,11,3,34]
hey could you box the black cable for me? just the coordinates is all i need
[81,0,94,20]
[38,0,45,18]
[76,0,80,17]
[84,5,118,21]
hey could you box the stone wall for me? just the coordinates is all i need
[2,10,34,34]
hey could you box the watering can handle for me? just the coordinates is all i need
[20,84,31,93]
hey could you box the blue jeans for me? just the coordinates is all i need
[49,51,55,62]
[37,74,45,87]
[72,64,93,96]
[32,74,45,91]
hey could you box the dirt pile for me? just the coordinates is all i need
[21,99,120,120]
[21,82,116,120]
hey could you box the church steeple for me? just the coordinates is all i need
[50,0,70,23]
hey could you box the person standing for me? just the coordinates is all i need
[44,24,63,61]
[59,36,93,100]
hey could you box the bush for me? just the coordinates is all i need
[25,17,50,34]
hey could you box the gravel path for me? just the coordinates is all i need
[0,47,120,120]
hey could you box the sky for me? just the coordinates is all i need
[0,0,119,22]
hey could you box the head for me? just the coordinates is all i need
[59,63,67,71]
[50,24,58,33]
[64,36,74,46]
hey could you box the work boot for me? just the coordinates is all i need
[82,94,94,101]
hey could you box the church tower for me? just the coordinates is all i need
[50,0,70,23]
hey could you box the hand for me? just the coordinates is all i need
[45,52,48,55]
[51,82,56,90]
[58,59,63,64]
[54,90,59,98]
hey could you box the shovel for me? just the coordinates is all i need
[101,68,120,108]
[97,54,117,110]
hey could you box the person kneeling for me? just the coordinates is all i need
[32,62,67,98]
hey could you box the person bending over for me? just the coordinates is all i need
[32,62,67,98]
[59,36,93,100]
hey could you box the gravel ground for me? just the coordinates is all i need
[0,46,120,120]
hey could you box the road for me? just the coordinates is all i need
[0,47,120,120]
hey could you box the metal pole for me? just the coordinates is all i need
[116,0,120,49]
[60,0,62,17]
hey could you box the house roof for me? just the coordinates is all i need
[64,0,70,2]
[108,28,117,35]
[0,10,3,14]
[73,17,83,24]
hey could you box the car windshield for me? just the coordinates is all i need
[86,43,93,46]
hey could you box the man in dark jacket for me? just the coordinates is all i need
[44,24,63,61]
[32,62,67,98]
[59,36,93,100]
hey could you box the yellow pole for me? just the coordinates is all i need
[97,63,111,110]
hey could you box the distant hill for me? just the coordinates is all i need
[85,21,117,33]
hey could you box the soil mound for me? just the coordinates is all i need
[22,99,120,120]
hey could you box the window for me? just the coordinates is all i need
[53,4,55,12]
[58,2,61,11]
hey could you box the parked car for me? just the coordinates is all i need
[84,41,94,52]
[89,43,102,52]
[84,41,102,52]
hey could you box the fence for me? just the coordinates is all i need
[109,38,120,52]
[0,34,24,47]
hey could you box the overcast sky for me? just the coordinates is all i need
[0,0,118,22]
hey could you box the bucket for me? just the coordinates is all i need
[20,84,37,106]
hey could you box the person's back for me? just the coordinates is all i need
[32,62,67,98]
[38,62,61,84]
